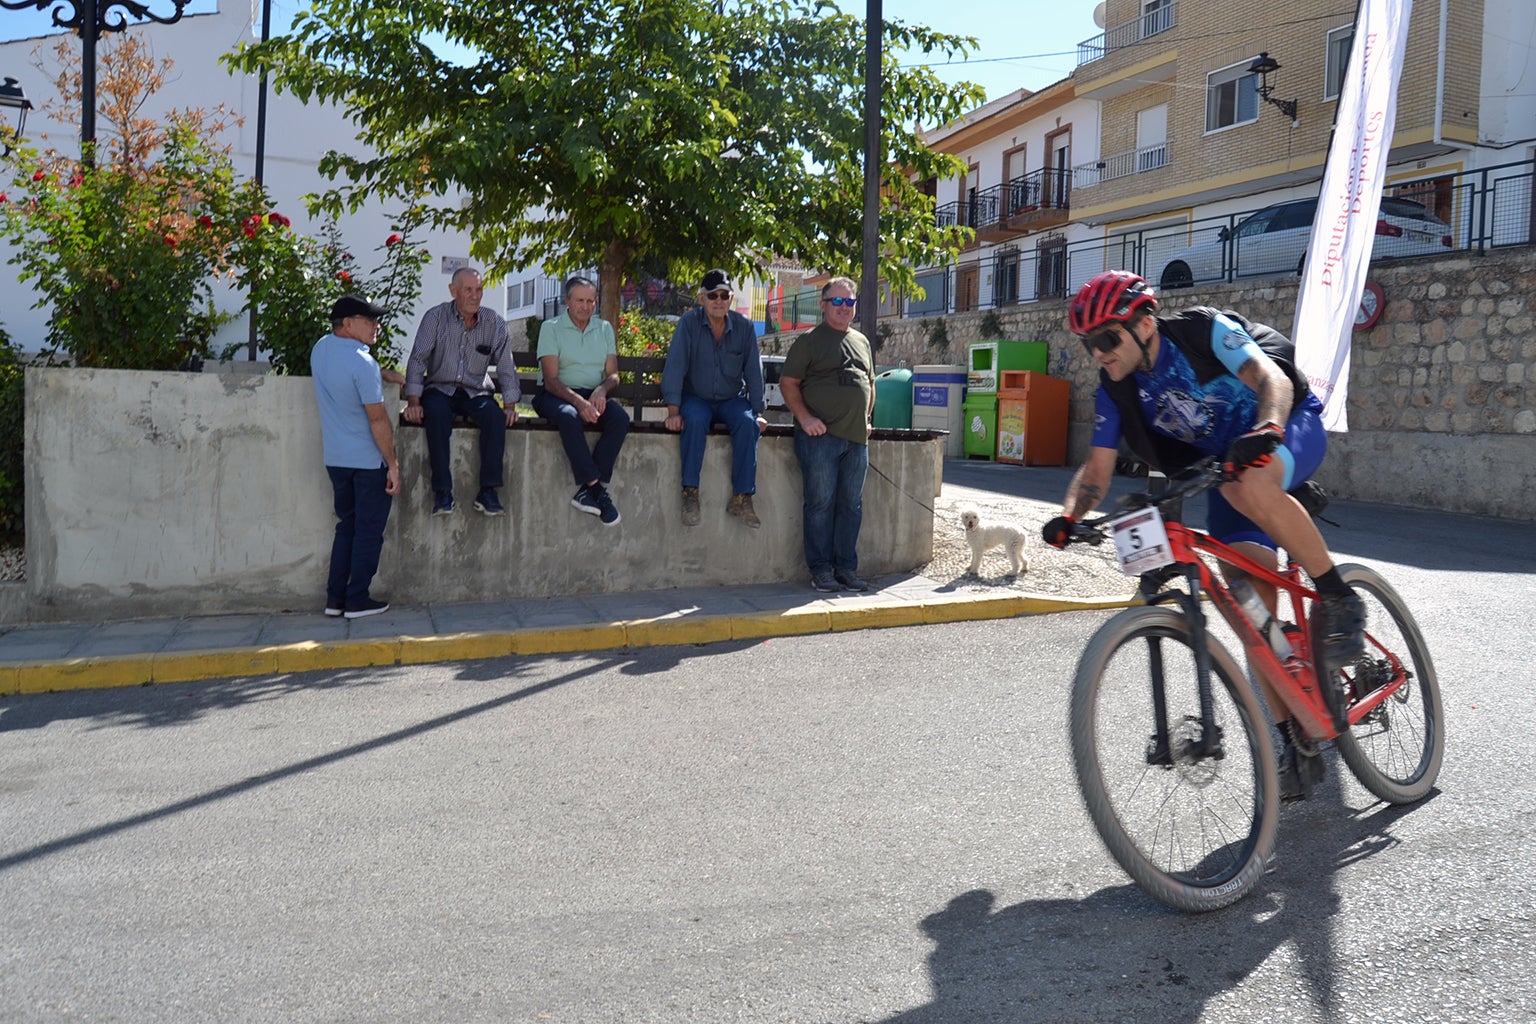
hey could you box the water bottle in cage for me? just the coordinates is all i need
[1229,577,1294,659]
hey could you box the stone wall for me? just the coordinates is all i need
[764,247,1536,520]
[18,367,942,624]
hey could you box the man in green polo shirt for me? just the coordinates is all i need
[531,276,628,526]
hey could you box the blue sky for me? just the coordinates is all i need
[2,0,1100,103]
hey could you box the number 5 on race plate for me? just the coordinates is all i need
[1108,507,1174,576]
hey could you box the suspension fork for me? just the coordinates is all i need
[1145,564,1224,764]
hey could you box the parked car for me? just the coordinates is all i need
[761,354,786,408]
[1156,196,1454,289]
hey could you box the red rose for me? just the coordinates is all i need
[386,233,403,246]
[163,234,178,247]
[336,270,352,283]
[31,170,45,182]
[0,193,7,204]
[68,175,83,187]
[198,215,214,228]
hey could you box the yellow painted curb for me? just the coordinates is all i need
[511,624,628,656]
[921,596,1026,624]
[1015,595,1143,615]
[153,647,281,684]
[397,633,514,665]
[272,639,403,674]
[828,604,928,631]
[624,616,736,649]
[730,608,832,640]
[0,663,16,696]
[18,655,154,694]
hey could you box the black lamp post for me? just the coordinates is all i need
[1248,52,1299,122]
[0,0,191,161]
[0,75,32,156]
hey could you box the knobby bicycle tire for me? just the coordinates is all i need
[1327,564,1445,804]
[1069,606,1279,912]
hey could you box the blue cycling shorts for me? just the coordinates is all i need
[1207,397,1328,550]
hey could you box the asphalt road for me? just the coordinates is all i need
[2,475,1533,1023]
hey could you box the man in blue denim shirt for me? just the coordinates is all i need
[779,277,875,593]
[661,269,767,528]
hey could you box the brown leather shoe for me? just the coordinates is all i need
[681,486,701,527]
[727,492,761,529]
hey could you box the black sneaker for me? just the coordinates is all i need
[324,604,344,618]
[343,598,390,619]
[432,491,456,516]
[590,484,621,526]
[571,485,602,517]
[1277,741,1326,803]
[473,488,506,516]
[1318,590,1367,668]
[811,573,841,593]
[834,570,870,592]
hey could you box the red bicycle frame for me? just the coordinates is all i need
[1158,520,1410,743]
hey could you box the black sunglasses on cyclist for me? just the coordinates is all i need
[1080,329,1125,356]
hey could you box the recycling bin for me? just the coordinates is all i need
[996,370,1070,466]
[872,368,913,429]
[910,363,967,458]
[962,391,998,460]
[967,340,1048,393]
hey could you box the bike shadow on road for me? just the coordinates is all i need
[873,794,1433,1024]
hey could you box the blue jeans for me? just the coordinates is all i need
[420,387,505,495]
[325,465,392,608]
[679,393,758,495]
[532,388,630,487]
[793,431,868,576]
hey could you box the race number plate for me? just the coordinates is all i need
[1108,506,1174,576]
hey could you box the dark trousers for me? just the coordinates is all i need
[421,387,505,495]
[325,465,392,608]
[793,431,867,576]
[532,388,630,487]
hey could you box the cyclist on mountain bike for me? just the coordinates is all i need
[1041,270,1366,801]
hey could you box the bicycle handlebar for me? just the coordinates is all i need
[1066,457,1228,546]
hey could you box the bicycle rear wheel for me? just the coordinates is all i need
[1328,564,1445,804]
[1070,606,1278,912]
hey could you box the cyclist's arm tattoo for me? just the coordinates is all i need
[1070,483,1103,520]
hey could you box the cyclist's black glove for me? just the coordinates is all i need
[1042,515,1075,549]
[1223,422,1285,478]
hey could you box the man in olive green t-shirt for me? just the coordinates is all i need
[779,276,876,594]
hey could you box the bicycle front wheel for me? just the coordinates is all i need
[1329,564,1445,804]
[1070,606,1278,912]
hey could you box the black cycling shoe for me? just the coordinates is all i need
[1318,591,1367,667]
[1277,742,1326,803]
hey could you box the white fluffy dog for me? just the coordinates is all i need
[960,508,1029,576]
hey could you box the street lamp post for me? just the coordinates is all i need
[0,0,191,161]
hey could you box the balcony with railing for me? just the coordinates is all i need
[935,168,1072,242]
[1077,0,1177,65]
[1073,141,1171,192]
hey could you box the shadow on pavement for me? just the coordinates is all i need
[874,794,1427,1023]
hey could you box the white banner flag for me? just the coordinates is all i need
[1293,0,1414,431]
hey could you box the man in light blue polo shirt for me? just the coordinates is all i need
[531,275,628,526]
[312,294,400,618]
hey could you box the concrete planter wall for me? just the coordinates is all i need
[19,367,940,624]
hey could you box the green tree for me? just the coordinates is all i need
[223,0,982,324]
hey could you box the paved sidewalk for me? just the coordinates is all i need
[0,575,1136,696]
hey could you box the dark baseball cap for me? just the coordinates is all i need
[699,268,734,293]
[330,294,389,320]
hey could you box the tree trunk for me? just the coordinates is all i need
[597,237,633,327]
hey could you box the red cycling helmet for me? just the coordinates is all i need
[1068,270,1158,335]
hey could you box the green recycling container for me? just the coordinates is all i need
[962,392,998,459]
[872,368,914,429]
